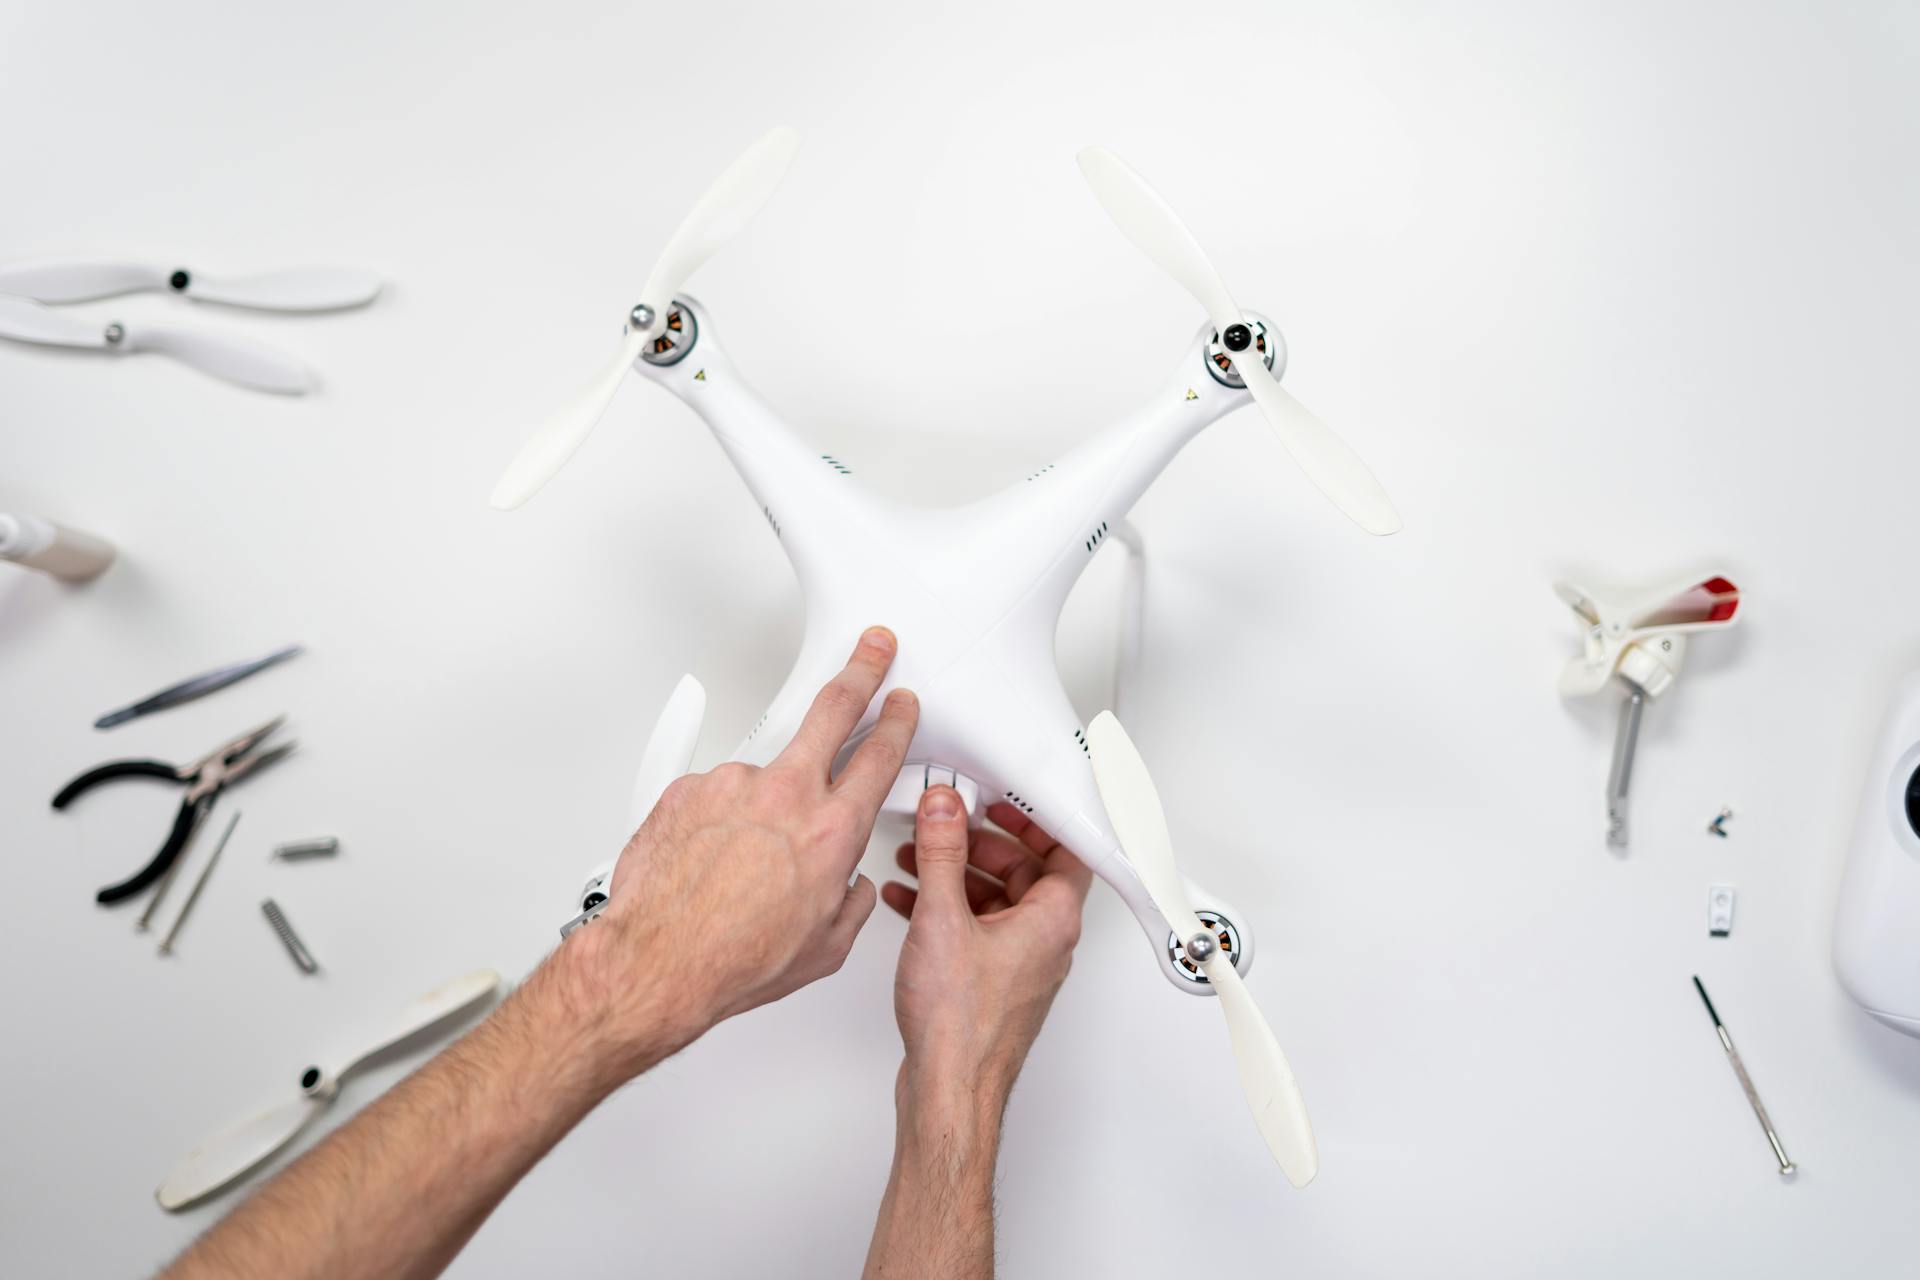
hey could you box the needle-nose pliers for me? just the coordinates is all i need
[52,716,295,903]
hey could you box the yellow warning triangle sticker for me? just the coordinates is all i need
[1184,388,1198,401]
[693,369,707,381]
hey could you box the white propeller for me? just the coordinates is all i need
[1086,711,1319,1188]
[0,294,311,394]
[0,259,382,311]
[155,969,501,1211]
[490,126,803,511]
[1077,146,1401,537]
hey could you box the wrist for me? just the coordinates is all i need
[532,922,704,1091]
[894,1062,1007,1162]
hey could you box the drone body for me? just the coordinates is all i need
[499,129,1403,1185]
[592,295,1269,989]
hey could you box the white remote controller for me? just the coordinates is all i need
[1834,671,1920,1037]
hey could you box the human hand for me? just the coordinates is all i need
[558,626,918,1083]
[882,790,1094,1112]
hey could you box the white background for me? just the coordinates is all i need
[3,1,1918,1275]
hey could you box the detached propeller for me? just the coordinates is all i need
[1077,146,1401,537]
[490,126,803,510]
[1086,711,1318,1187]
[0,295,311,394]
[0,260,382,311]
[155,969,500,1211]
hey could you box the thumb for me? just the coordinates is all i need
[911,786,971,915]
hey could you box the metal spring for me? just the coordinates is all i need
[261,898,319,973]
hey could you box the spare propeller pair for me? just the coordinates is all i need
[0,258,383,394]
[490,129,1400,537]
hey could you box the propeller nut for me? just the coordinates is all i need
[629,303,656,331]
[1204,315,1283,390]
[1167,910,1242,984]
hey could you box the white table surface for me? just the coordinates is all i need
[4,1,1919,1275]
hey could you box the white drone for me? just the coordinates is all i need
[492,128,1403,1187]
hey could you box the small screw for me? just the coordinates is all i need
[1707,807,1734,838]
[103,323,125,345]
[169,269,191,291]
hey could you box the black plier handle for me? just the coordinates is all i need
[51,761,204,905]
[51,759,184,807]
[52,717,292,905]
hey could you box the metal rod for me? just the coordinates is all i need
[159,811,240,956]
[1692,976,1795,1175]
[135,800,210,931]
[261,898,319,973]
[1605,679,1645,849]
[271,836,339,860]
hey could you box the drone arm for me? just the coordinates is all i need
[632,301,889,594]
[909,336,1243,622]
[1109,521,1145,722]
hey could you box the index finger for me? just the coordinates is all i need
[775,627,898,776]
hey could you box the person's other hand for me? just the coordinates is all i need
[562,626,917,1081]
[881,790,1094,1108]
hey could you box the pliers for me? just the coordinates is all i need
[52,716,295,904]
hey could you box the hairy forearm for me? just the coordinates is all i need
[158,942,664,1280]
[863,1070,1008,1280]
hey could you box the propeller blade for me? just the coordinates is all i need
[155,1094,329,1211]
[186,268,384,312]
[491,126,802,510]
[489,327,648,509]
[1077,145,1400,537]
[1086,710,1318,1186]
[0,260,382,310]
[0,294,106,348]
[121,323,313,394]
[1085,711,1205,939]
[0,259,167,303]
[1077,147,1241,336]
[1239,364,1401,536]
[1203,951,1319,1187]
[628,674,706,826]
[328,968,501,1080]
[635,125,802,331]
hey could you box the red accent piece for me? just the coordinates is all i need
[1702,576,1739,623]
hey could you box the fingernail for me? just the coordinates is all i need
[862,626,896,653]
[885,688,918,711]
[921,786,960,819]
